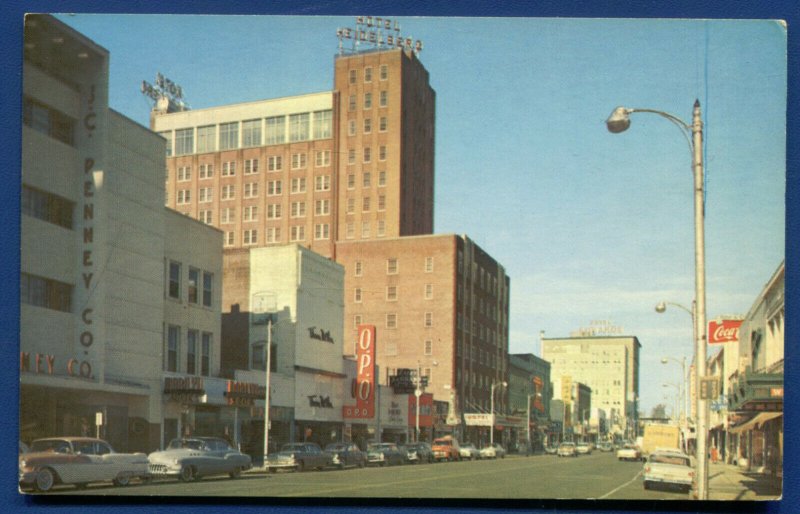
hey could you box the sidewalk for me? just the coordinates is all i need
[707,462,782,501]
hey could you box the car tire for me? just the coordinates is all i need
[35,468,56,492]
[643,481,650,490]
[179,465,195,482]
[229,467,242,479]
[113,473,131,487]
[359,459,366,468]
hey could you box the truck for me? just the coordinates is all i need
[640,423,681,459]
[431,436,461,462]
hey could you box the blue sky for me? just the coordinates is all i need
[53,14,786,415]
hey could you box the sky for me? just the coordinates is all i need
[47,14,787,416]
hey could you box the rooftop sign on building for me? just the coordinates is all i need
[337,16,423,55]
[141,72,189,113]
[570,320,624,337]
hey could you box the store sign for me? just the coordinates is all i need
[708,319,742,344]
[164,376,205,403]
[408,393,433,427]
[141,72,184,102]
[308,395,333,408]
[343,324,376,419]
[19,352,93,379]
[336,16,423,54]
[224,381,265,407]
[307,326,335,344]
[464,413,494,426]
[532,376,544,412]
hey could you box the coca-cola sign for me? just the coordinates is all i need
[708,319,742,344]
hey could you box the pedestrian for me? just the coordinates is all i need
[80,417,91,437]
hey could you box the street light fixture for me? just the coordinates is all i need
[490,381,507,446]
[607,100,709,499]
[660,355,688,426]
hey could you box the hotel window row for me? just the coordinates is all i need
[347,170,387,189]
[161,110,333,156]
[351,257,434,277]
[345,195,387,213]
[347,117,389,136]
[344,220,387,239]
[164,324,212,376]
[174,176,332,205]
[347,91,390,112]
[23,96,75,147]
[345,145,388,164]
[167,260,214,308]
[349,64,389,84]
[226,224,331,247]
[22,184,74,230]
[169,152,332,181]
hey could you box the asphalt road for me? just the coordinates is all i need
[40,452,694,500]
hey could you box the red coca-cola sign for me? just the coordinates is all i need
[708,319,742,344]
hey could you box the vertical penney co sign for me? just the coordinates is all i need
[343,324,376,419]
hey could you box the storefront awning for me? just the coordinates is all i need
[728,412,782,434]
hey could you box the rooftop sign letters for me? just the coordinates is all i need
[337,16,423,55]
[571,320,624,337]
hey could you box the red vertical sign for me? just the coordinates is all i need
[343,324,376,418]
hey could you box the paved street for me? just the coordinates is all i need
[50,452,696,499]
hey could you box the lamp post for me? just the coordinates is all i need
[662,383,681,423]
[660,354,688,424]
[490,381,507,446]
[607,101,709,499]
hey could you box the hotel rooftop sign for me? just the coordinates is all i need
[337,16,423,55]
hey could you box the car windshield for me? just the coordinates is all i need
[325,444,348,451]
[167,439,205,450]
[650,454,691,466]
[434,440,451,446]
[559,443,575,448]
[31,440,71,453]
[281,443,306,452]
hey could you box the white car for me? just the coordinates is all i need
[643,450,694,493]
[576,443,592,455]
[616,443,642,461]
[557,442,577,458]
[459,443,480,460]
[479,443,506,459]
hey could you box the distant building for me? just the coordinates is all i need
[509,353,552,449]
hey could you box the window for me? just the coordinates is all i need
[291,201,306,218]
[265,116,285,145]
[364,93,372,109]
[425,284,433,299]
[196,125,216,153]
[266,227,281,243]
[364,67,372,82]
[267,180,282,196]
[387,258,398,274]
[380,90,388,107]
[244,182,259,198]
[354,288,362,303]
[24,97,76,146]
[314,223,330,240]
[364,118,372,134]
[20,273,72,312]
[177,190,191,205]
[386,313,397,329]
[386,286,397,301]
[377,195,386,211]
[362,197,371,212]
[290,225,305,242]
[313,110,332,139]
[291,177,306,194]
[242,119,262,147]
[377,220,385,237]
[291,153,307,169]
[224,231,234,246]
[222,161,236,177]
[168,261,181,299]
[187,329,198,374]
[21,185,74,229]
[425,312,433,327]
[315,199,330,216]
[363,147,371,163]
[244,158,260,175]
[221,207,235,224]
[267,204,282,219]
[349,69,357,84]
[268,156,282,172]
[199,164,214,179]
[315,175,331,191]
[354,315,363,328]
[166,325,180,372]
[175,128,194,155]
[379,171,387,186]
[219,122,239,150]
[243,229,258,245]
[289,113,310,142]
[424,340,433,355]
[243,205,258,221]
[348,95,356,111]
[348,149,356,165]
[201,332,212,376]
[361,221,371,238]
[347,174,356,189]
[348,120,356,137]
[188,268,199,304]
[315,150,330,167]
[425,257,434,273]
[380,64,388,80]
[363,172,372,187]
[221,184,235,200]
[197,187,214,203]
[354,261,363,276]
[203,272,212,307]
[160,131,173,157]
[199,210,212,224]
[347,197,355,214]
[345,222,355,239]
[177,166,191,181]
[379,117,388,132]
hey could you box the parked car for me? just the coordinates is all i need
[19,437,149,492]
[148,437,252,482]
[597,442,614,452]
[459,443,481,460]
[544,444,558,455]
[324,443,366,470]
[479,443,506,459]
[19,441,30,455]
[401,442,434,464]
[366,442,405,466]
[557,442,578,458]
[431,436,461,462]
[617,443,642,461]
[576,442,592,455]
[265,442,331,472]
[643,449,694,493]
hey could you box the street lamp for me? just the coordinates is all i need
[660,355,688,425]
[414,360,437,442]
[607,101,709,499]
[490,381,507,446]
[662,383,681,423]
